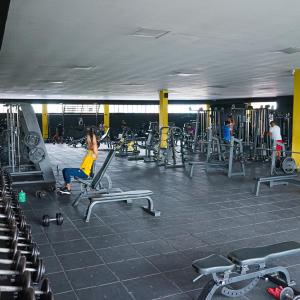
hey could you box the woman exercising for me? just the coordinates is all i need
[59,128,98,195]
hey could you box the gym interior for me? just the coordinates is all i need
[0,1,300,300]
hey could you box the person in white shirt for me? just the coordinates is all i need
[267,121,283,159]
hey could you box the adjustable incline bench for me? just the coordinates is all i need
[193,241,300,299]
[72,149,119,206]
[73,150,161,222]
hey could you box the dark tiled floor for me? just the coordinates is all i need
[20,144,300,299]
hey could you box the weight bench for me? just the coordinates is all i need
[254,174,298,196]
[72,150,121,207]
[84,190,161,222]
[193,241,300,300]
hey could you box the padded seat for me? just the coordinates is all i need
[90,190,153,200]
[228,241,300,266]
[193,254,235,275]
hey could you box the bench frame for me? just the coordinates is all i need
[254,174,298,196]
[195,262,293,300]
[85,192,161,222]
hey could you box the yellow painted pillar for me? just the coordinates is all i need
[293,69,300,167]
[103,104,110,133]
[42,104,49,139]
[159,90,168,148]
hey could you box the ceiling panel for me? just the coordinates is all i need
[0,0,300,100]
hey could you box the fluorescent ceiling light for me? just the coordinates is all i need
[116,83,144,86]
[169,72,200,77]
[69,66,94,70]
[276,47,300,54]
[207,85,227,88]
[130,28,170,39]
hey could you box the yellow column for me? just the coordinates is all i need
[42,104,49,139]
[293,69,300,167]
[103,104,110,133]
[159,90,168,148]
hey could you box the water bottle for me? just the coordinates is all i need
[18,190,26,203]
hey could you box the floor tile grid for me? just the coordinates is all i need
[68,211,195,299]
[23,144,300,298]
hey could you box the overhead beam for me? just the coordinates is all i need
[0,0,11,50]
[0,96,292,105]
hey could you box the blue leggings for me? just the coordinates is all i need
[62,168,88,184]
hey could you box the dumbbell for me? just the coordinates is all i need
[36,191,47,199]
[0,217,28,232]
[0,214,27,230]
[277,287,300,300]
[21,280,54,300]
[0,226,32,243]
[42,213,64,227]
[0,270,53,299]
[0,199,21,211]
[0,240,40,262]
[0,254,45,283]
[0,222,31,235]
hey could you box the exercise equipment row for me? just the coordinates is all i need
[0,171,54,298]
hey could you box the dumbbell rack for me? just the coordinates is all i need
[0,169,54,300]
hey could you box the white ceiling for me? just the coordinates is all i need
[0,0,300,101]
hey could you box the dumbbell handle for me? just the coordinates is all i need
[0,285,45,294]
[0,247,33,256]
[0,265,37,275]
[0,258,32,265]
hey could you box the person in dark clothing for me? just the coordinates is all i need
[54,124,64,144]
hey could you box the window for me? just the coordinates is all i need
[251,102,277,110]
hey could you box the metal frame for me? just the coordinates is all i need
[196,264,292,300]
[85,191,160,222]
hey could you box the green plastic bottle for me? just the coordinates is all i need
[18,190,26,203]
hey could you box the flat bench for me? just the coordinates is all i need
[192,241,300,300]
[85,190,160,222]
[254,174,298,196]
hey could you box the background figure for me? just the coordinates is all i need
[54,123,64,144]
[267,120,283,159]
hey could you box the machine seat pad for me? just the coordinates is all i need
[90,190,153,200]
[193,254,235,275]
[228,241,300,266]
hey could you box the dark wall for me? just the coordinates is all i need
[40,113,197,139]
[0,96,294,140]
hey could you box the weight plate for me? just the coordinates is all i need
[282,157,297,174]
[33,259,44,283]
[41,278,51,293]
[40,291,54,300]
[13,250,21,270]
[294,296,300,300]
[24,131,40,148]
[29,147,45,164]
[42,215,50,227]
[18,255,27,273]
[280,287,294,300]
[22,287,36,300]
[56,213,64,225]
[21,271,32,289]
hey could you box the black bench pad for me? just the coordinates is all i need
[228,241,300,266]
[193,254,235,275]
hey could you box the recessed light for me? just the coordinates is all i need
[130,28,170,39]
[116,83,144,86]
[169,72,199,77]
[207,85,227,89]
[69,66,94,70]
[276,47,300,54]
